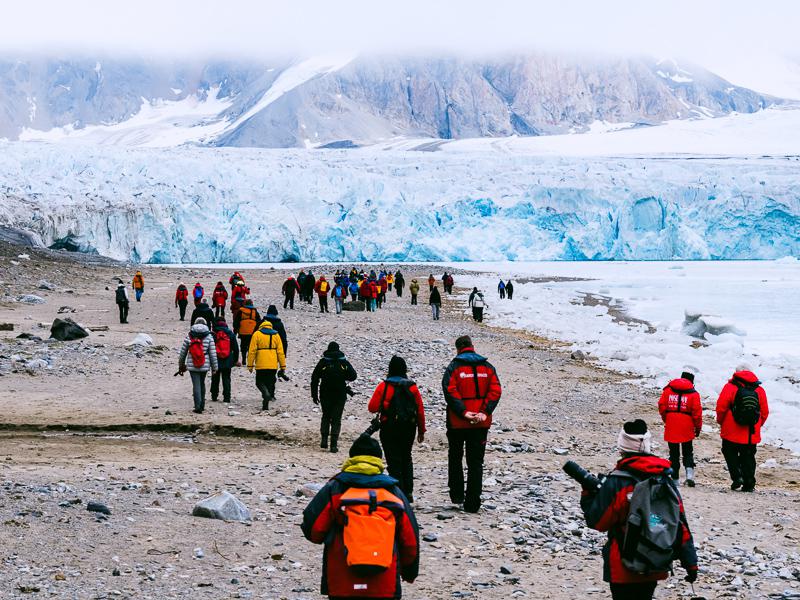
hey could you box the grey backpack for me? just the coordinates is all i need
[613,471,681,574]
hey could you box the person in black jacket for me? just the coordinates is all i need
[429,286,442,320]
[303,271,316,305]
[505,280,514,300]
[310,342,357,453]
[211,317,240,403]
[263,305,288,355]
[191,299,215,327]
[395,270,405,297]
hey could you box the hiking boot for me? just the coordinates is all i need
[320,436,328,449]
[685,468,696,487]
[223,398,230,403]
[463,503,480,514]
[330,436,339,453]
[741,485,755,492]
[731,479,743,491]
[211,397,218,402]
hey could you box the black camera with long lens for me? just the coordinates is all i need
[563,460,603,491]
[362,416,381,437]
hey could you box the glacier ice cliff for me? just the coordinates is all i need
[0,142,798,263]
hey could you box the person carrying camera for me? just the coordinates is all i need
[578,419,698,600]
[310,342,358,453]
[368,356,426,503]
[442,335,502,513]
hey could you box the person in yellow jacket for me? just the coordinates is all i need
[387,272,395,292]
[247,320,287,411]
[132,271,145,302]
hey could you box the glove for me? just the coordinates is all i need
[695,428,702,437]
[178,364,187,374]
[417,432,425,444]
[684,569,698,583]
[277,369,289,381]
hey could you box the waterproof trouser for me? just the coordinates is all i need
[190,371,207,412]
[177,300,188,320]
[472,307,484,322]
[609,583,657,600]
[211,368,232,402]
[117,301,129,323]
[214,304,225,318]
[255,369,277,409]
[411,294,417,305]
[319,295,329,313]
[380,424,417,499]
[722,439,757,488]
[447,428,488,511]
[668,441,695,476]
[320,397,346,444]
[239,334,252,363]
[283,293,295,309]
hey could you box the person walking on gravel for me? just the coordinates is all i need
[409,278,420,305]
[579,419,699,600]
[234,299,261,364]
[310,342,358,453]
[301,435,420,600]
[212,281,228,319]
[132,271,145,302]
[658,371,702,486]
[282,275,300,309]
[247,318,286,411]
[175,282,189,321]
[442,335,501,512]
[191,298,215,328]
[263,305,288,355]
[429,285,442,320]
[178,317,218,414]
[716,366,769,492]
[115,281,129,324]
[468,287,486,322]
[368,356,426,503]
[192,282,204,307]
[427,274,435,292]
[315,276,330,313]
[395,270,405,297]
[211,316,239,404]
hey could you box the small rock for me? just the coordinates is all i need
[57,306,76,314]
[552,448,569,456]
[500,565,513,575]
[18,294,46,305]
[192,490,251,522]
[194,547,205,559]
[112,568,120,576]
[570,350,586,361]
[38,280,56,290]
[125,333,154,348]
[296,482,323,498]
[0,323,13,331]
[422,533,438,542]
[86,501,111,515]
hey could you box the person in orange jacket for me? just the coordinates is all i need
[427,274,435,292]
[716,366,769,492]
[658,371,703,486]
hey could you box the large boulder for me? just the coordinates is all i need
[342,300,366,312]
[192,491,251,523]
[50,318,89,341]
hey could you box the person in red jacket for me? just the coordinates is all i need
[282,276,300,310]
[580,420,698,600]
[192,282,204,307]
[368,356,427,503]
[716,366,769,492]
[212,281,228,318]
[658,371,703,487]
[315,276,330,313]
[441,335,502,512]
[301,435,420,599]
[174,283,189,321]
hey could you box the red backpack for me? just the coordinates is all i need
[215,330,231,360]
[189,337,206,368]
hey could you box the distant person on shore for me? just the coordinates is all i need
[310,341,358,453]
[282,275,300,309]
[212,281,228,318]
[409,279,419,305]
[427,274,435,292]
[231,279,248,313]
[234,299,261,364]
[174,283,189,321]
[716,366,769,492]
[429,286,441,320]
[211,316,239,403]
[191,298,215,328]
[178,317,218,414]
[497,280,506,299]
[132,271,145,302]
[442,335,501,512]
[578,419,698,600]
[301,435,420,600]
[444,273,454,294]
[348,279,359,301]
[395,270,405,297]
[304,271,316,305]
[315,276,330,313]
[368,356,426,502]
[505,280,514,300]
[192,282,204,307]
[658,371,703,486]
[115,282,129,324]
[387,272,395,292]
[468,287,486,322]
[332,279,347,314]
[297,270,307,301]
[247,318,287,411]
[263,305,288,355]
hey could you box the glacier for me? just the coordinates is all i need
[0,140,798,263]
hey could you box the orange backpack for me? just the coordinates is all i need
[340,487,404,575]
[238,307,257,336]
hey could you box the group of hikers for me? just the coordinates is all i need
[120,267,772,600]
[497,278,515,299]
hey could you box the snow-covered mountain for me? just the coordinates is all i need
[0,54,781,148]
[1,133,798,263]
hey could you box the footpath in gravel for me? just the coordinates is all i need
[1,244,799,599]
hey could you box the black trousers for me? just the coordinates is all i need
[239,335,252,363]
[472,307,484,322]
[319,295,329,312]
[177,300,188,320]
[320,397,346,441]
[283,293,295,309]
[211,368,232,401]
[117,301,129,323]
[447,428,488,510]
[668,441,695,476]
[507,290,513,299]
[255,369,277,408]
[499,289,505,298]
[411,294,417,305]
[610,582,657,600]
[396,287,403,297]
[722,439,757,487]
[380,424,417,499]
[214,304,225,318]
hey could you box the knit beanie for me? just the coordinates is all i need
[617,419,652,454]
[681,371,695,383]
[327,341,340,353]
[267,305,278,316]
[349,434,383,459]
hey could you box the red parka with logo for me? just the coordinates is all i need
[658,378,703,443]
[441,347,502,429]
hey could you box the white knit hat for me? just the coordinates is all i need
[617,419,652,454]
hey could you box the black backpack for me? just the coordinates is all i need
[382,380,418,425]
[115,287,126,303]
[731,378,761,428]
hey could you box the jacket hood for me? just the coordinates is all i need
[264,314,281,324]
[668,378,696,392]
[319,276,326,281]
[616,454,672,476]
[334,471,398,488]
[455,348,487,364]
[322,349,345,360]
[258,323,277,334]
[386,375,413,385]
[190,324,210,337]
[732,370,760,384]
